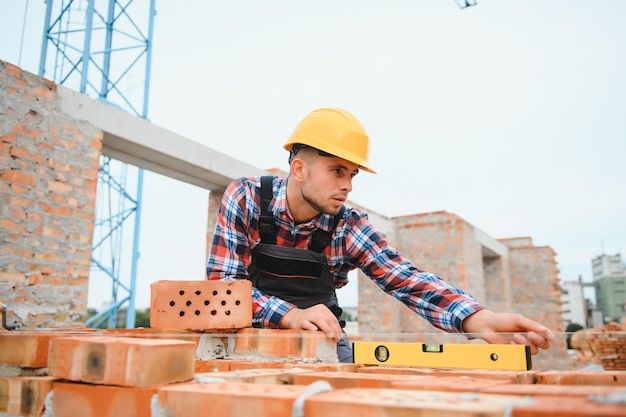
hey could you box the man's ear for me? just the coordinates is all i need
[290,158,307,183]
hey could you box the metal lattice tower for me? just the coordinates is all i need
[38,0,156,328]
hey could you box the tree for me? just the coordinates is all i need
[135,309,151,328]
[565,322,584,349]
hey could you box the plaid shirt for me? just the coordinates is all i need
[207,176,485,331]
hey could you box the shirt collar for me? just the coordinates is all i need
[272,176,336,231]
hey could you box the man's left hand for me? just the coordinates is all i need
[462,309,556,355]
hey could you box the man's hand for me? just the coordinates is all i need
[279,304,343,342]
[462,309,556,355]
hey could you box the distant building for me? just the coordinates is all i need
[592,254,626,322]
[593,253,626,278]
[560,277,588,327]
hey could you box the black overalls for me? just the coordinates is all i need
[248,176,352,362]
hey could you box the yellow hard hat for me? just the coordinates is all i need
[284,108,376,174]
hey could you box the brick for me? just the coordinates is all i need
[195,368,311,385]
[150,280,252,330]
[1,132,17,143]
[0,376,55,417]
[47,336,195,387]
[356,366,537,384]
[281,362,358,373]
[0,333,55,368]
[509,395,626,416]
[8,182,29,194]
[30,86,54,100]
[8,205,26,220]
[196,328,337,360]
[234,328,336,361]
[388,374,511,392]
[482,383,626,398]
[305,388,626,417]
[194,359,355,373]
[38,201,71,216]
[156,382,309,417]
[102,327,202,346]
[3,62,21,76]
[0,378,6,411]
[0,271,27,283]
[304,388,526,417]
[1,169,37,186]
[226,360,298,371]
[52,381,157,417]
[292,371,402,388]
[10,146,43,163]
[46,180,72,194]
[536,370,626,386]
[195,359,235,373]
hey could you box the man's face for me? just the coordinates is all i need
[300,155,359,215]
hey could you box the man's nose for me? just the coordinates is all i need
[340,177,352,193]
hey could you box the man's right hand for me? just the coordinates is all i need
[279,304,343,342]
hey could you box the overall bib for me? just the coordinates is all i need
[248,177,352,362]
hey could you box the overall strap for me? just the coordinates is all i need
[258,175,345,252]
[258,176,276,244]
[308,206,346,253]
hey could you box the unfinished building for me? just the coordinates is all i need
[1,60,564,371]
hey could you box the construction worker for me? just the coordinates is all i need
[206,107,555,362]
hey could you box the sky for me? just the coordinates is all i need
[1,0,625,311]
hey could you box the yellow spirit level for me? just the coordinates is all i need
[352,342,532,371]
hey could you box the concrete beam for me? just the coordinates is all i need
[56,85,265,191]
[55,84,393,225]
[475,227,509,259]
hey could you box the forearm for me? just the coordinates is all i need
[251,287,295,328]
[375,267,486,333]
[348,215,486,333]
[410,287,486,333]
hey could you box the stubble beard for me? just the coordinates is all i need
[301,184,341,216]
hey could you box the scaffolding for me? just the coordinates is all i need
[38,0,156,328]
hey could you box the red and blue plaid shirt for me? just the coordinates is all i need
[207,176,485,331]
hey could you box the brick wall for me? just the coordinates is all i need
[503,238,567,369]
[502,237,564,332]
[358,267,405,333]
[0,60,101,328]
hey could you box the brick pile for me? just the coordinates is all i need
[571,322,626,370]
[1,280,626,417]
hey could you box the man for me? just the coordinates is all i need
[207,107,555,362]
